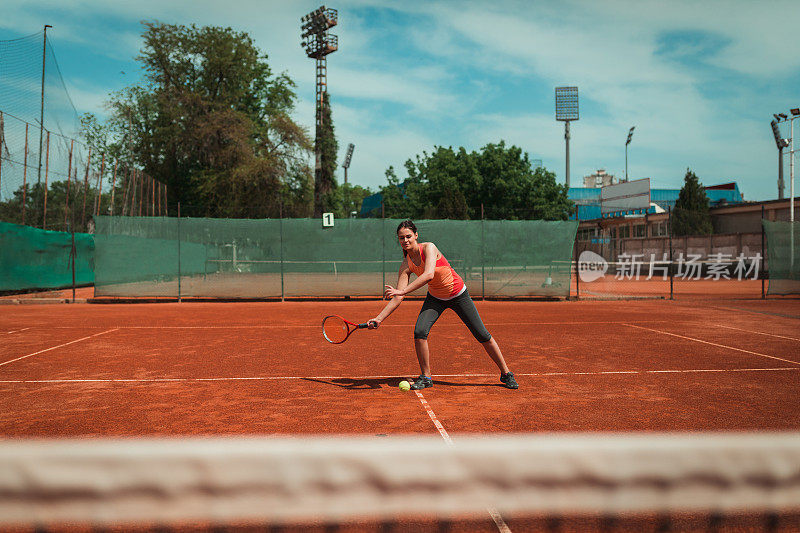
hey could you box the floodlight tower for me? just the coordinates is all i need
[300,6,338,186]
[342,143,354,184]
[774,108,799,222]
[555,86,579,188]
[772,114,789,200]
[625,126,635,182]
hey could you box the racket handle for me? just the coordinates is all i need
[357,323,370,329]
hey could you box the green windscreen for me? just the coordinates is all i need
[93,216,577,299]
[763,220,800,295]
[0,221,93,292]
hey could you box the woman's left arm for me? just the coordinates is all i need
[385,243,437,298]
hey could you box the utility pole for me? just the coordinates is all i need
[37,24,52,227]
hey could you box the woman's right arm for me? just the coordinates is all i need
[369,263,410,327]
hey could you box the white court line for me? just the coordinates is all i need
[30,320,672,329]
[0,329,119,368]
[413,389,511,533]
[414,390,453,445]
[623,324,800,366]
[5,327,31,335]
[1,368,798,384]
[715,324,800,342]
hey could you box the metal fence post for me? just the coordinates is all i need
[668,207,674,300]
[177,202,182,303]
[70,224,76,303]
[381,202,386,296]
[481,203,485,300]
[574,205,580,300]
[761,205,766,299]
[279,203,284,302]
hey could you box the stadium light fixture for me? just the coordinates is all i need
[625,126,635,182]
[555,86,579,188]
[342,143,355,184]
[772,120,787,200]
[773,108,800,264]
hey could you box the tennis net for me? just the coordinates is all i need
[3,433,800,531]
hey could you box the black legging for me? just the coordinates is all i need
[413,289,492,343]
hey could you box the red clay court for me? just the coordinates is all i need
[2,297,800,531]
[2,297,799,437]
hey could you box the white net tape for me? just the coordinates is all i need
[2,433,800,527]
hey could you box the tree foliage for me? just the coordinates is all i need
[0,180,114,233]
[377,141,572,220]
[85,22,314,218]
[315,91,338,216]
[672,168,712,236]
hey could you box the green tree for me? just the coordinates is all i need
[84,22,312,218]
[379,166,413,219]
[0,180,96,232]
[671,168,712,236]
[315,91,338,216]
[337,183,372,218]
[380,141,572,220]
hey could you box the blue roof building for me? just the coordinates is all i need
[568,182,743,220]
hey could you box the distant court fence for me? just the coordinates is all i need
[4,214,799,299]
[0,220,93,292]
[574,208,800,299]
[92,216,578,299]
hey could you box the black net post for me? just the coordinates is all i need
[761,205,765,299]
[668,206,674,300]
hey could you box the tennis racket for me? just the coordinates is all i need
[322,315,372,344]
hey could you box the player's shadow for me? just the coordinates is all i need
[303,377,503,390]
[302,377,398,390]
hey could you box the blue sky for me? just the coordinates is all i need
[2,0,799,201]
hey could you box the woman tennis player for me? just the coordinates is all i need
[368,220,518,390]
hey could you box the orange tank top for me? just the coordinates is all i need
[407,244,465,300]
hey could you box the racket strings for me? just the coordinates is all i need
[323,316,349,343]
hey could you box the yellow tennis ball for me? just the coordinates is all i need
[398,380,410,391]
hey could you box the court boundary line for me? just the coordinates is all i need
[1,367,797,384]
[5,327,31,335]
[707,305,800,320]
[8,320,674,329]
[623,324,800,366]
[414,390,452,445]
[714,324,800,342]
[413,390,511,533]
[0,329,120,368]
